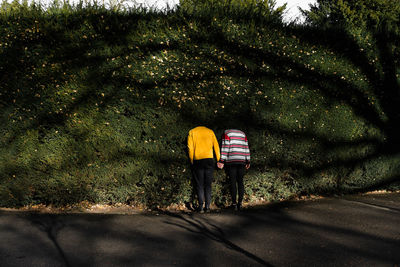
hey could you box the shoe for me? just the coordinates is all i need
[205,206,211,213]
[198,205,204,213]
[237,203,242,211]
[231,204,238,211]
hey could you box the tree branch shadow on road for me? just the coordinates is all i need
[239,199,400,265]
[161,193,400,266]
[162,211,273,267]
[1,199,399,267]
[28,214,72,267]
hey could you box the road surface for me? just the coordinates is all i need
[0,193,399,266]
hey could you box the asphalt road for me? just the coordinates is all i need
[0,193,399,267]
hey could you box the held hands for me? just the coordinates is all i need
[217,162,224,169]
[217,162,250,169]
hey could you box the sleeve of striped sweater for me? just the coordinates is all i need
[220,133,230,163]
[244,136,250,163]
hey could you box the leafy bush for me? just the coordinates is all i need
[0,0,398,208]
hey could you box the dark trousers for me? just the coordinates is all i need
[192,159,214,209]
[226,164,245,205]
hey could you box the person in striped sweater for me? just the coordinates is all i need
[217,129,250,210]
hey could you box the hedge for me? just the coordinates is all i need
[0,1,399,208]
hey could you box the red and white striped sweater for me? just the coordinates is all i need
[220,129,250,164]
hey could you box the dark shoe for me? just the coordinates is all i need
[231,204,238,211]
[237,203,242,211]
[198,206,204,213]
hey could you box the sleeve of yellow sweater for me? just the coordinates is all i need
[212,131,221,162]
[187,131,194,164]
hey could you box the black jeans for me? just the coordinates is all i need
[192,158,214,209]
[226,164,245,205]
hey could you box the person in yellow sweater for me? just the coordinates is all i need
[187,126,220,213]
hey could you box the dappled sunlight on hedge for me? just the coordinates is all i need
[0,1,399,208]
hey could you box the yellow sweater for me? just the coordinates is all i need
[187,126,220,164]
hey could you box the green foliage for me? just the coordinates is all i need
[302,0,400,31]
[0,0,399,208]
[245,170,300,202]
[179,0,286,24]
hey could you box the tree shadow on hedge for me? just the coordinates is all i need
[0,6,399,208]
[173,12,400,194]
